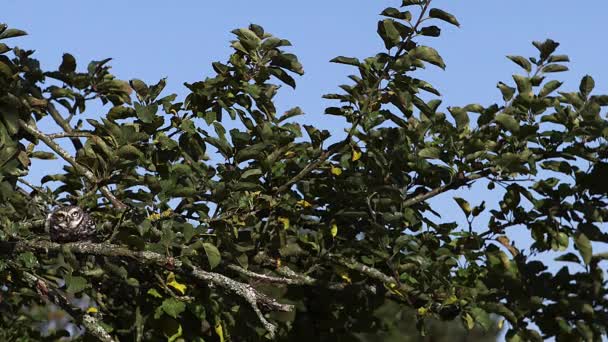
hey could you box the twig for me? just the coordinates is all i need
[11,266,116,342]
[19,120,127,210]
[402,171,488,208]
[274,121,359,194]
[1,239,292,338]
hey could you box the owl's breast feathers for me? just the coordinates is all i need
[48,206,97,243]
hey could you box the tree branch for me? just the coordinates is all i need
[402,171,488,208]
[46,102,84,151]
[48,131,94,139]
[227,264,354,291]
[10,265,116,342]
[274,121,359,194]
[1,239,292,338]
[19,120,127,210]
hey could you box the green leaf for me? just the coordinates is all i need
[147,288,163,298]
[495,113,520,133]
[377,19,401,49]
[538,80,562,97]
[401,0,424,6]
[160,298,185,319]
[418,147,441,159]
[453,197,471,217]
[108,106,137,120]
[134,102,158,123]
[429,8,460,27]
[17,252,38,268]
[30,151,57,160]
[574,232,592,265]
[419,26,441,37]
[330,56,360,66]
[506,56,531,73]
[130,79,149,98]
[542,64,568,73]
[116,145,144,160]
[241,168,263,179]
[203,243,221,270]
[497,82,516,101]
[512,75,533,99]
[59,53,76,73]
[0,28,27,40]
[533,39,559,61]
[66,275,87,294]
[408,46,446,69]
[554,252,581,264]
[381,7,411,21]
[448,106,469,130]
[470,307,492,331]
[268,67,296,88]
[579,75,595,97]
[548,54,569,63]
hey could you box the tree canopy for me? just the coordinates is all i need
[0,1,607,341]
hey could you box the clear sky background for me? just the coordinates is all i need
[4,1,608,339]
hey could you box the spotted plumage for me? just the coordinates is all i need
[47,206,96,243]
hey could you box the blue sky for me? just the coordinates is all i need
[4,1,608,337]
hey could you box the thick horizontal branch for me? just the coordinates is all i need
[330,255,396,284]
[2,239,292,338]
[11,265,116,342]
[227,263,353,291]
[19,120,126,210]
[48,131,94,139]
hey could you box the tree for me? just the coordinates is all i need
[0,0,606,340]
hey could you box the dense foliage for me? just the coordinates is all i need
[1,1,607,341]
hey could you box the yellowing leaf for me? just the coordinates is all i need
[352,149,362,161]
[497,319,505,330]
[167,324,183,342]
[340,272,352,284]
[497,235,519,257]
[215,322,225,342]
[276,258,282,268]
[297,199,312,208]
[417,307,428,316]
[147,213,161,221]
[444,295,458,305]
[284,151,296,158]
[330,165,343,176]
[330,223,338,238]
[278,217,290,230]
[463,312,475,330]
[166,272,187,295]
[86,307,98,314]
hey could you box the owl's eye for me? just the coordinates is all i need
[71,212,80,218]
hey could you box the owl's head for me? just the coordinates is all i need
[50,206,85,230]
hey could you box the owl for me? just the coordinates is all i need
[47,206,96,243]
